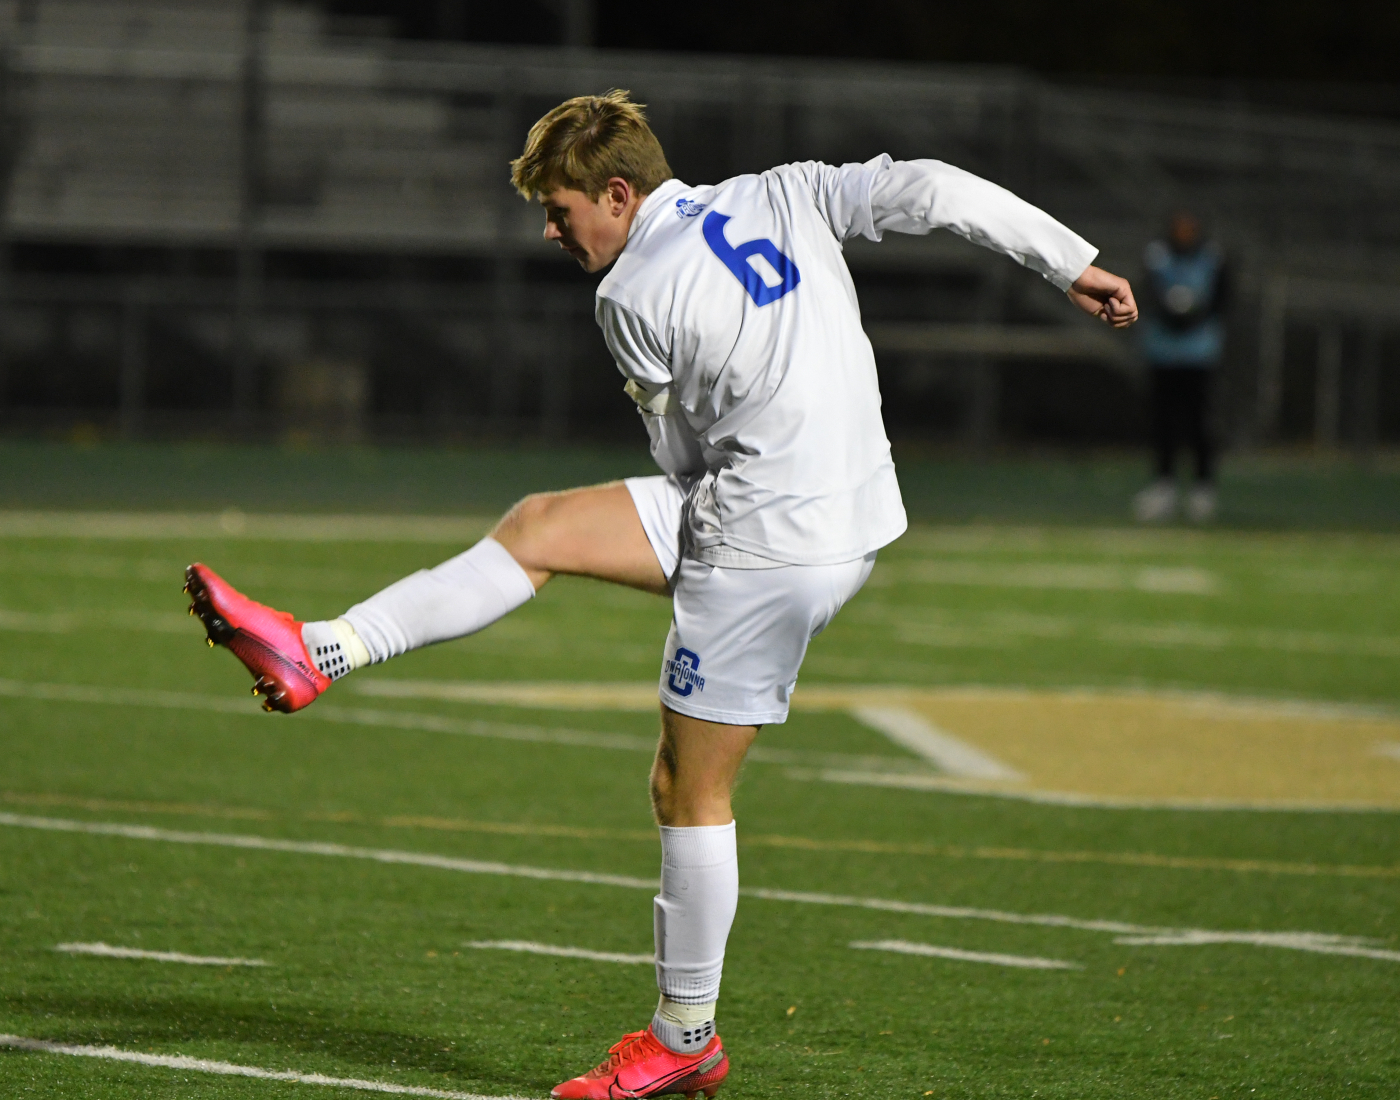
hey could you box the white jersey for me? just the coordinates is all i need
[596,155,1098,567]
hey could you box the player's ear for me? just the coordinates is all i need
[605,177,632,216]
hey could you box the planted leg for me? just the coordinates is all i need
[648,708,756,1055]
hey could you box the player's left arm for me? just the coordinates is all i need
[854,156,1138,327]
[1067,265,1138,329]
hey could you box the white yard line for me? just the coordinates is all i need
[355,680,659,711]
[879,561,1220,595]
[0,609,71,633]
[847,706,1024,781]
[0,812,657,889]
[353,683,1019,778]
[891,617,1400,660]
[849,939,1081,970]
[465,941,654,964]
[0,678,928,775]
[5,676,1399,811]
[0,677,658,753]
[1096,622,1400,660]
[0,609,197,635]
[54,942,268,966]
[0,511,493,543]
[0,1035,531,1099]
[1111,931,1400,961]
[353,678,1400,725]
[3,812,1395,964]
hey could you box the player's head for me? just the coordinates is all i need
[511,90,672,272]
[511,89,671,202]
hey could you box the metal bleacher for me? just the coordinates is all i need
[0,0,1397,445]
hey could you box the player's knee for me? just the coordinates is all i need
[649,741,679,825]
[503,491,554,530]
[493,491,563,560]
[649,775,670,825]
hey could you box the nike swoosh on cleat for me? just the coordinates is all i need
[228,631,319,692]
[616,1054,723,1098]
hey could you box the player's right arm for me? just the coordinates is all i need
[597,298,707,477]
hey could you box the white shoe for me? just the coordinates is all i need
[1186,484,1217,523]
[1133,479,1178,523]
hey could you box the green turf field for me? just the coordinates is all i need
[2,439,1398,530]
[1,445,1399,1098]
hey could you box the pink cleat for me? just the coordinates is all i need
[551,1027,728,1099]
[184,562,330,713]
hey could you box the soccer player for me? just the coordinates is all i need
[185,90,1137,1099]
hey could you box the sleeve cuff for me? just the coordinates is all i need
[1048,249,1098,293]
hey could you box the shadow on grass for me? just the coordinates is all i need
[1,989,552,1093]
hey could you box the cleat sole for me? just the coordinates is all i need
[185,563,322,714]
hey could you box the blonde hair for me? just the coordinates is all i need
[510,89,672,200]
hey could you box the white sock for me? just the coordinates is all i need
[651,821,737,1053]
[301,618,371,681]
[339,537,536,664]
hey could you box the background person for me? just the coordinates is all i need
[1134,210,1228,523]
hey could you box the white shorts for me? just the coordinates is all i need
[625,475,875,726]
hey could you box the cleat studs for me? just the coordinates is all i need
[251,686,260,696]
[206,637,215,648]
[261,699,275,712]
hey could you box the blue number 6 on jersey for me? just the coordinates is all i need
[702,212,801,306]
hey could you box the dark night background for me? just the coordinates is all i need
[328,1,1400,100]
[3,0,1395,453]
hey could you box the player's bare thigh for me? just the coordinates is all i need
[491,481,669,596]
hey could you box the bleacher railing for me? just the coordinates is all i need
[0,0,1396,446]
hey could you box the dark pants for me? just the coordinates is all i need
[1150,366,1215,483]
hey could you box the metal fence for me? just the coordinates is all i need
[0,0,1397,447]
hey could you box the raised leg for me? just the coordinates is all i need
[335,480,668,665]
[492,481,669,596]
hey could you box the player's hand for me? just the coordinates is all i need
[1068,265,1138,329]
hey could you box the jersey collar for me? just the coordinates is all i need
[627,178,688,244]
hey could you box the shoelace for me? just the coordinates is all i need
[587,1031,662,1077]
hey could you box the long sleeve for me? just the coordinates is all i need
[641,410,706,477]
[864,155,1096,291]
[597,296,706,477]
[800,155,1097,292]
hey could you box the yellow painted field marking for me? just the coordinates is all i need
[354,680,1400,810]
